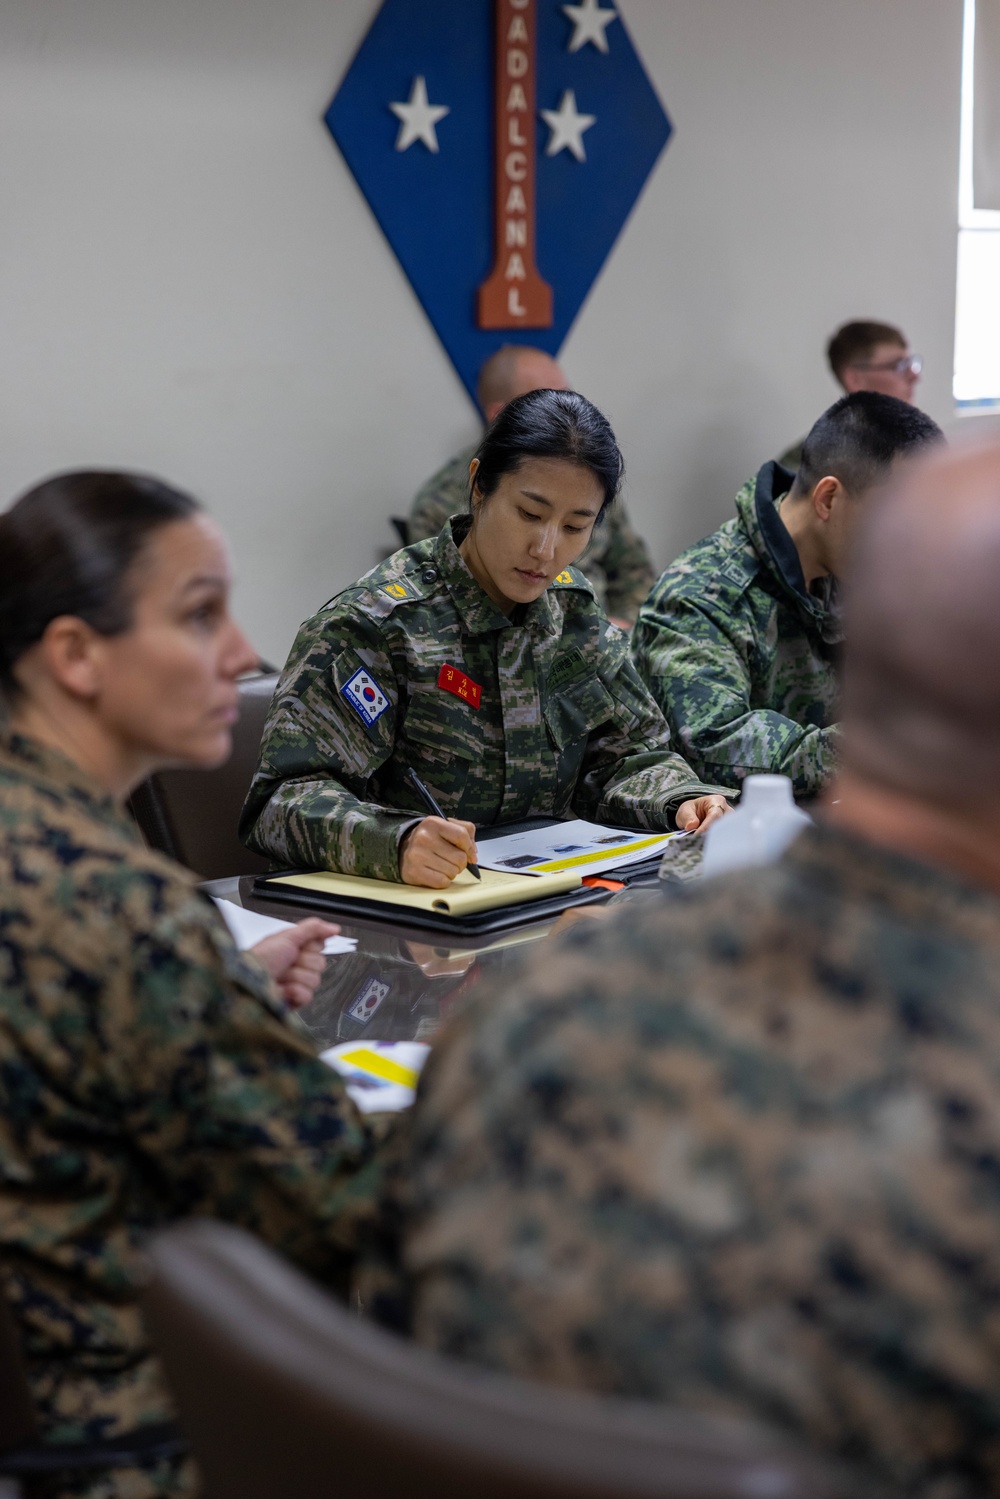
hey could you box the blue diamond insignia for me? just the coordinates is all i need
[326,1,673,406]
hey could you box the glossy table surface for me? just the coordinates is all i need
[205,872,570,1053]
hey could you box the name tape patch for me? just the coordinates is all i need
[437,663,482,709]
[342,666,390,727]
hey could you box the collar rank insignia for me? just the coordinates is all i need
[438,664,483,708]
[325,1,672,405]
[342,666,391,727]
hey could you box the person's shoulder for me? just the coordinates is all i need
[310,539,452,633]
[647,516,760,613]
[0,774,200,948]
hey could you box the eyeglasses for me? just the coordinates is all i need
[851,353,923,377]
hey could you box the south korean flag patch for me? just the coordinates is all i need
[341,666,390,728]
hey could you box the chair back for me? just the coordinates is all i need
[0,1288,38,1453]
[129,673,278,880]
[143,1221,860,1499]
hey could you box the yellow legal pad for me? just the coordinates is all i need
[267,865,581,917]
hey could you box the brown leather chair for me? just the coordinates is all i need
[0,1286,184,1489]
[143,1221,860,1499]
[128,672,278,880]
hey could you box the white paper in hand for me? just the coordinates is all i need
[211,898,356,955]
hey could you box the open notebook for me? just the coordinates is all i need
[264,864,581,917]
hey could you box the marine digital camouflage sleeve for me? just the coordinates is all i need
[118,894,380,1288]
[596,505,656,625]
[633,590,838,796]
[240,604,420,880]
[570,622,734,828]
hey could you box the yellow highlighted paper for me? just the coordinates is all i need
[266,864,581,916]
[530,834,673,873]
[335,1048,420,1088]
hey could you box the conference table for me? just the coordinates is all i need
[203,823,699,1055]
[205,870,569,1052]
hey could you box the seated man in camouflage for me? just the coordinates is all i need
[407,344,655,627]
[363,439,1000,1497]
[631,392,942,797]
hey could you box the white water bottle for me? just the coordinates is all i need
[701,774,811,879]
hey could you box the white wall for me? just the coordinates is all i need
[0,0,963,665]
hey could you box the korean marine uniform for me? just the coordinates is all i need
[241,516,730,881]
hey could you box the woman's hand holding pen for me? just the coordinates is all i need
[400,816,480,888]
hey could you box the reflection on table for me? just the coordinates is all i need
[213,874,563,1052]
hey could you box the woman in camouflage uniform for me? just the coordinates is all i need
[0,473,376,1498]
[242,391,732,888]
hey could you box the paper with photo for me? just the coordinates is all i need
[477,819,686,877]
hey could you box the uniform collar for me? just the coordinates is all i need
[433,515,559,638]
[0,729,141,841]
[736,463,843,645]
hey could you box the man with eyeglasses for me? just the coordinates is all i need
[778,320,922,469]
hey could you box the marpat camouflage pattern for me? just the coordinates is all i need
[0,733,378,1498]
[361,821,1000,1498]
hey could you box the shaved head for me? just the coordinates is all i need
[842,444,1000,801]
[476,346,568,419]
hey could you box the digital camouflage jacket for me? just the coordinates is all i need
[631,462,841,796]
[407,445,656,624]
[0,733,378,1497]
[241,518,728,880]
[360,822,1000,1498]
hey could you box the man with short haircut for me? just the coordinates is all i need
[631,393,942,796]
[408,345,655,626]
[779,319,922,469]
[364,441,1000,1496]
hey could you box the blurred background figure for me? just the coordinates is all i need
[406,345,655,628]
[779,319,923,470]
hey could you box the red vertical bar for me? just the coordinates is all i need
[477,0,553,330]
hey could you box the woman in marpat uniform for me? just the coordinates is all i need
[242,390,732,888]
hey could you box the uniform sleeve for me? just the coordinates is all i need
[568,621,734,829]
[596,505,656,625]
[632,590,838,797]
[240,605,420,881]
[112,896,384,1292]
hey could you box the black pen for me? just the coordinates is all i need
[407,768,481,880]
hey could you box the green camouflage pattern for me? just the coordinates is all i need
[0,733,379,1498]
[359,822,1000,1497]
[407,445,656,624]
[241,518,730,880]
[632,462,841,796]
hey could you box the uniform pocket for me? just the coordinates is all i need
[544,674,616,751]
[399,691,476,807]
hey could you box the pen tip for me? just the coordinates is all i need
[470,865,482,881]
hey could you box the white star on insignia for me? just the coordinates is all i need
[389,75,450,153]
[563,0,618,54]
[540,90,597,162]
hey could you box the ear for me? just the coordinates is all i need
[840,367,863,394]
[38,616,106,702]
[811,475,844,523]
[468,458,485,512]
[482,401,504,424]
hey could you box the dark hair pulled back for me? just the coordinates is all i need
[0,470,201,698]
[471,388,624,519]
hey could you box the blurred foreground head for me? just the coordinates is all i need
[842,443,1000,803]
